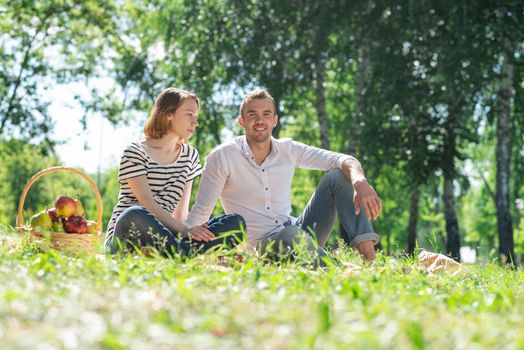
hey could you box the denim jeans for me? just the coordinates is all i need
[109,206,245,257]
[260,168,379,266]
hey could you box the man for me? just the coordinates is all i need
[186,89,382,264]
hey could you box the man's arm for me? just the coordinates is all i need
[186,150,228,229]
[292,140,382,221]
[292,141,381,261]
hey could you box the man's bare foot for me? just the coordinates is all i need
[356,240,376,261]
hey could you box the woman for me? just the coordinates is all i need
[105,87,244,256]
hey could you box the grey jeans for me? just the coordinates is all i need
[259,168,379,265]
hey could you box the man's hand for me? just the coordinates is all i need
[353,179,382,221]
[342,158,382,221]
[186,224,215,242]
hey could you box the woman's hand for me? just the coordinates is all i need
[186,224,215,242]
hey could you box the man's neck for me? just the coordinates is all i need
[246,137,272,165]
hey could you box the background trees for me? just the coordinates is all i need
[1,0,523,263]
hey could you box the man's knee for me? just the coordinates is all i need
[325,168,346,183]
[322,168,353,194]
[273,226,303,241]
[262,227,304,257]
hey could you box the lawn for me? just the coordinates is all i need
[0,230,523,350]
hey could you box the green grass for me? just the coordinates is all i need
[1,230,523,350]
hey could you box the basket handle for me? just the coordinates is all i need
[16,166,103,237]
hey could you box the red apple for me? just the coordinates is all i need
[63,215,88,234]
[47,208,59,222]
[55,196,77,218]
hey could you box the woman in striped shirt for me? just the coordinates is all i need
[105,87,245,256]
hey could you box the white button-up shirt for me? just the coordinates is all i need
[186,136,353,246]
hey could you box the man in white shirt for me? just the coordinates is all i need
[186,89,382,264]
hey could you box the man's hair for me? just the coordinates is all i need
[144,87,200,139]
[239,89,276,117]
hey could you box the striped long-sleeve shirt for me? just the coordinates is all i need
[104,141,202,248]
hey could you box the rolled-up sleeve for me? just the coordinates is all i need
[185,149,228,227]
[291,140,355,170]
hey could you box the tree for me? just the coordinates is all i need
[0,0,120,147]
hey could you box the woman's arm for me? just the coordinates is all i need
[126,175,188,234]
[173,180,192,222]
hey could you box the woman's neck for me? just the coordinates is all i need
[144,134,180,152]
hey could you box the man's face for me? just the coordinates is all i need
[238,98,278,143]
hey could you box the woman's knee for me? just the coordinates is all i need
[118,206,148,223]
[113,206,148,236]
[222,213,245,228]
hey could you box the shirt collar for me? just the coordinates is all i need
[238,135,279,160]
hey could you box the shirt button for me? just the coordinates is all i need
[262,169,265,172]
[266,207,270,210]
[275,220,278,224]
[265,188,268,191]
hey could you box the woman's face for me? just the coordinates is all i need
[168,98,199,140]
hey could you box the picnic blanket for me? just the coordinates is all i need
[417,250,462,276]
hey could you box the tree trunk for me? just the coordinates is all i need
[442,119,461,261]
[495,53,515,264]
[314,54,330,150]
[340,8,372,247]
[443,175,461,261]
[407,184,421,255]
[347,34,370,156]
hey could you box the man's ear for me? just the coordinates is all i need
[274,114,279,127]
[237,115,244,128]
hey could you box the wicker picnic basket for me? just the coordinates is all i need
[16,166,103,254]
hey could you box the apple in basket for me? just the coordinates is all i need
[63,215,88,234]
[47,208,59,222]
[52,220,66,232]
[55,195,77,218]
[30,210,53,232]
[86,220,98,234]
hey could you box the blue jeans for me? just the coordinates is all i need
[260,169,379,266]
[109,206,245,257]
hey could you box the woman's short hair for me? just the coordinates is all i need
[144,87,200,139]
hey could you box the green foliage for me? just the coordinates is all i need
[0,139,119,229]
[0,0,121,145]
[0,139,59,226]
[1,1,523,260]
